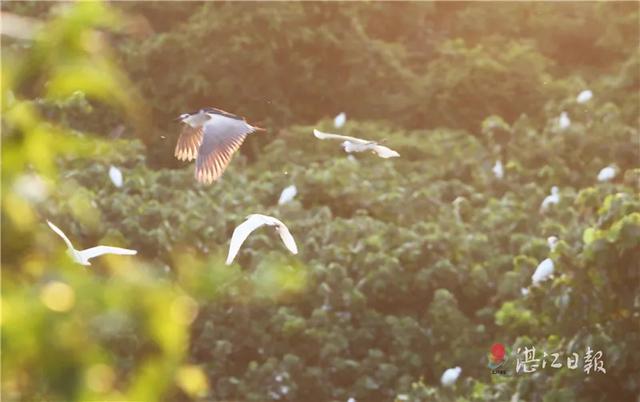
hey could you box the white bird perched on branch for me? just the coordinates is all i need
[313,129,399,158]
[492,160,504,179]
[532,257,554,285]
[109,165,123,188]
[576,89,593,104]
[174,107,265,184]
[557,111,571,131]
[46,220,137,266]
[440,366,461,387]
[521,236,558,291]
[540,186,560,213]
[226,214,298,265]
[597,165,617,182]
[278,185,297,205]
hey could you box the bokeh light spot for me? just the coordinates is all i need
[170,295,199,325]
[39,281,75,312]
[176,365,209,398]
[86,363,115,393]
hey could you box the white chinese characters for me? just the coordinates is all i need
[515,346,606,374]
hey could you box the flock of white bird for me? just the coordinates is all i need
[48,110,401,266]
[555,89,593,132]
[46,89,620,388]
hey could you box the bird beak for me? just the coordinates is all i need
[174,116,183,122]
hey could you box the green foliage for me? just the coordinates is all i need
[25,108,638,400]
[2,2,639,402]
[420,37,554,132]
[109,2,640,168]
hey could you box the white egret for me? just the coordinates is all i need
[109,165,123,188]
[278,185,298,205]
[492,160,504,179]
[532,257,554,285]
[576,90,593,104]
[540,186,560,213]
[334,112,347,128]
[46,220,137,266]
[597,165,617,182]
[558,112,571,131]
[226,214,298,265]
[440,366,461,387]
[547,236,559,252]
[174,107,264,184]
[313,129,399,158]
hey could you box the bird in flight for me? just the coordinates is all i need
[226,214,298,265]
[46,220,137,266]
[313,129,399,158]
[174,107,264,184]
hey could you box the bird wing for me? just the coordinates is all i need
[226,215,269,265]
[195,115,256,184]
[371,144,400,158]
[313,129,370,144]
[276,223,298,255]
[206,107,246,121]
[175,124,204,161]
[47,220,75,251]
[78,245,137,261]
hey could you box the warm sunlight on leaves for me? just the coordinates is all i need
[2,2,638,401]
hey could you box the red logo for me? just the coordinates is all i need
[488,343,508,370]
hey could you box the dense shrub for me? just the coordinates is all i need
[2,2,639,402]
[35,107,639,400]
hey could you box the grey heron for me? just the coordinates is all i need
[175,107,264,184]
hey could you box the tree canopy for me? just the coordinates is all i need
[2,2,639,401]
